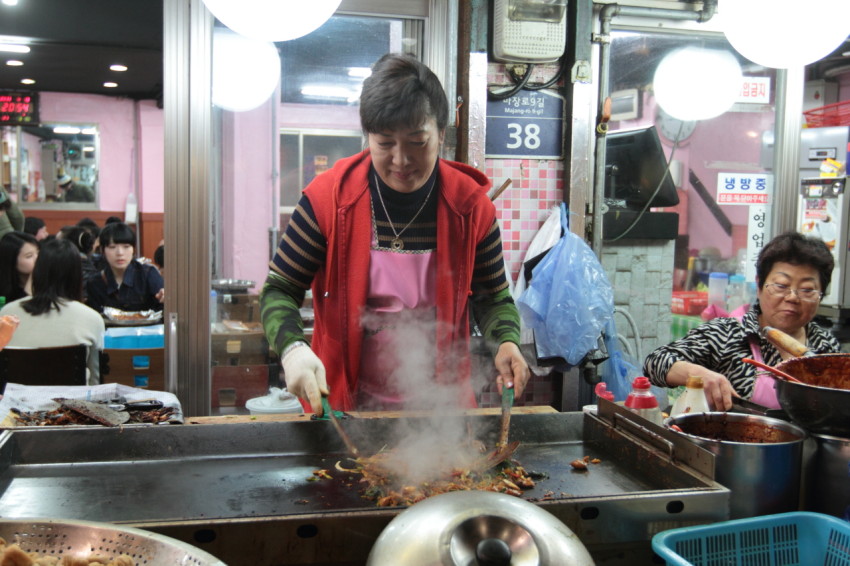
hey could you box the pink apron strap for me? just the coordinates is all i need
[747,332,781,408]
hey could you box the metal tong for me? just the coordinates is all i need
[497,387,514,449]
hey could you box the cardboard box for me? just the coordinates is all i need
[211,365,273,408]
[671,291,708,316]
[211,328,269,366]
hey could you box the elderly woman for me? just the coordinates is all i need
[261,53,529,416]
[644,231,840,410]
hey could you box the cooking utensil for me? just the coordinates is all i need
[497,387,514,448]
[741,357,803,383]
[774,353,850,436]
[211,279,255,293]
[0,518,226,565]
[54,398,130,427]
[761,326,815,358]
[367,491,595,566]
[321,396,359,457]
[667,412,806,519]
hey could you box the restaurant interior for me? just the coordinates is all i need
[0,1,849,563]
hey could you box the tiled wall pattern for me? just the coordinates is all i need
[600,240,676,363]
[486,159,565,283]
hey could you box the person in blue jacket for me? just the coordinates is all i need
[85,222,164,313]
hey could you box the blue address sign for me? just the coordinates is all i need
[485,89,564,159]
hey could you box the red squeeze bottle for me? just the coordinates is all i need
[624,376,663,424]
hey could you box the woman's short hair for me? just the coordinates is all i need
[0,231,39,301]
[98,222,136,249]
[22,238,83,315]
[58,225,95,255]
[756,231,834,292]
[359,53,449,134]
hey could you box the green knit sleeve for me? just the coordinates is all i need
[259,272,308,355]
[470,287,521,354]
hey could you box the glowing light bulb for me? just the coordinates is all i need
[202,0,341,42]
[654,47,743,121]
[212,28,281,112]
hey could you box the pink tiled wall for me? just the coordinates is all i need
[486,158,564,284]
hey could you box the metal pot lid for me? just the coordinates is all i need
[367,491,595,566]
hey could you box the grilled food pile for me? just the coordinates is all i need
[9,405,176,426]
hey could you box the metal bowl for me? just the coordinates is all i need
[0,518,226,565]
[775,353,850,437]
[211,279,255,293]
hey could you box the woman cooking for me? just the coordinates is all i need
[644,231,840,410]
[260,52,529,416]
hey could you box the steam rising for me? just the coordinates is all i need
[359,308,494,484]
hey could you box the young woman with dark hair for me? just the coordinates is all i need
[0,231,39,303]
[85,222,164,313]
[0,238,105,383]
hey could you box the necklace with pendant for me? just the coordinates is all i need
[373,171,437,251]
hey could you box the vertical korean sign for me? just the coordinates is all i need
[717,172,773,281]
[485,89,563,159]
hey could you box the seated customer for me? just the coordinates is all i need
[23,216,49,241]
[86,222,164,313]
[0,239,105,384]
[0,231,39,303]
[644,232,840,411]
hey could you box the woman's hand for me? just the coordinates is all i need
[155,288,165,303]
[667,361,738,411]
[494,342,530,398]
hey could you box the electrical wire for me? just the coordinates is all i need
[486,56,567,101]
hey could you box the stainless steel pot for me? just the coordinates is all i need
[802,433,850,520]
[775,354,850,437]
[366,491,595,566]
[667,412,806,519]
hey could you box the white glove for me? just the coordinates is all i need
[282,343,328,416]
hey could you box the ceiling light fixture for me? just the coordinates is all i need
[212,28,280,112]
[347,67,371,78]
[301,85,360,102]
[20,78,34,84]
[653,46,743,121]
[721,0,850,69]
[103,82,118,88]
[202,0,341,42]
[0,43,29,54]
[110,64,128,72]
[81,128,97,135]
[5,60,22,66]
[53,126,81,135]
[1,0,19,6]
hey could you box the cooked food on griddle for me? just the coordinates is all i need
[325,440,536,508]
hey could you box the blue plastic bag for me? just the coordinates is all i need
[516,204,614,366]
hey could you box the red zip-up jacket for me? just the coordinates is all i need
[305,150,496,411]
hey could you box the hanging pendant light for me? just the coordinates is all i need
[212,28,281,112]
[653,46,743,121]
[202,0,342,42]
[721,0,850,69]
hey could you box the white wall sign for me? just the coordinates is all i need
[746,205,772,281]
[717,172,773,205]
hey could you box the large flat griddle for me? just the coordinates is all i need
[0,404,729,565]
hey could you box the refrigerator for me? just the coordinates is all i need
[797,126,850,309]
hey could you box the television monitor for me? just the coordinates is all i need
[604,125,679,209]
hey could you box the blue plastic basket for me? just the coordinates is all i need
[652,512,850,566]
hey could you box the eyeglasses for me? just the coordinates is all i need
[764,282,823,303]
